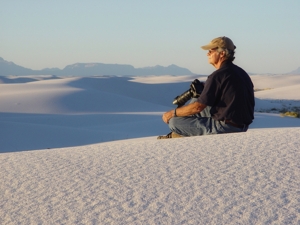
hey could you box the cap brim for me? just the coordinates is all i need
[201,44,217,50]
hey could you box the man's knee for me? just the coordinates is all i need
[168,117,186,131]
[168,117,177,130]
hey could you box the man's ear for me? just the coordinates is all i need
[220,50,226,57]
[220,50,226,59]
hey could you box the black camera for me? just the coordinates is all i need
[172,79,204,107]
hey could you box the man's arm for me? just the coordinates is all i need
[162,101,207,124]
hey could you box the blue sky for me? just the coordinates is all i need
[1,0,299,74]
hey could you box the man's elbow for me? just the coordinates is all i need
[193,102,206,113]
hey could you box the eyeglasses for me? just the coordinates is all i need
[208,47,218,54]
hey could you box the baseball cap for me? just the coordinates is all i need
[201,36,236,50]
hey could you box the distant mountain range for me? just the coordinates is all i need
[1,57,299,76]
[288,67,300,75]
[0,57,196,76]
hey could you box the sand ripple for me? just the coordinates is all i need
[1,128,299,224]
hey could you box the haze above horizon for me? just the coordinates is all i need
[1,0,299,75]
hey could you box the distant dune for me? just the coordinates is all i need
[0,74,300,152]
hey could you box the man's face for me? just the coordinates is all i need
[207,47,220,66]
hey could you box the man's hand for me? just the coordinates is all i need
[162,110,174,124]
[161,102,207,124]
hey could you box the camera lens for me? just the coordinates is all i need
[173,89,193,107]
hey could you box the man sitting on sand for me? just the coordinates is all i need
[158,36,255,139]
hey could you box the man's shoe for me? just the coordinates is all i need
[157,132,183,139]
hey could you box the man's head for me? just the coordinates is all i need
[201,36,236,51]
[201,36,236,68]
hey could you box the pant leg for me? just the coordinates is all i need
[168,116,213,136]
[169,116,244,136]
[170,98,244,136]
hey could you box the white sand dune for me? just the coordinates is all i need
[255,84,300,100]
[1,74,300,224]
[250,74,300,88]
[1,128,299,224]
[251,74,300,112]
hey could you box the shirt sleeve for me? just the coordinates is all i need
[197,74,220,106]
